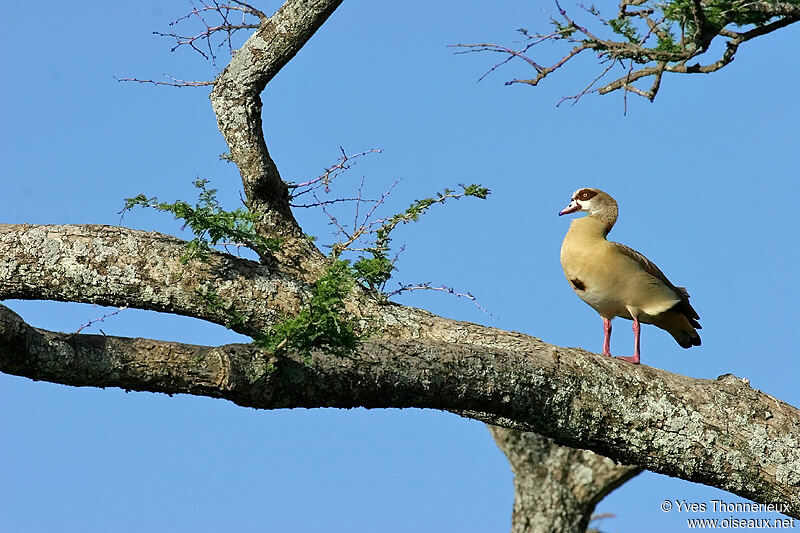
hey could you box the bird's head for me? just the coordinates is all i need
[558,187,617,217]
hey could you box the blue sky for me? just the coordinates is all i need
[1,1,798,532]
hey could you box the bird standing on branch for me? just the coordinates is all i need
[559,187,701,364]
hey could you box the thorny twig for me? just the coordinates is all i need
[290,147,397,255]
[155,0,264,67]
[75,306,129,334]
[288,148,383,202]
[297,149,489,311]
[115,75,214,87]
[322,180,400,256]
[388,283,489,314]
[119,0,265,86]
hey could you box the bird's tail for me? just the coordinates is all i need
[654,304,701,349]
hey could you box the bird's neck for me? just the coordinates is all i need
[570,212,616,239]
[594,205,617,235]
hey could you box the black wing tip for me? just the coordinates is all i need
[667,301,701,328]
[678,333,702,349]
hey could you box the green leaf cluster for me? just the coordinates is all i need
[608,17,640,43]
[124,179,280,263]
[256,260,359,360]
[662,0,776,34]
[549,19,576,38]
[654,27,682,54]
[257,182,490,358]
[123,177,489,360]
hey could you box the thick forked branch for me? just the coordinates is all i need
[489,426,641,533]
[2,301,799,517]
[209,0,343,263]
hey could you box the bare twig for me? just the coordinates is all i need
[289,148,382,200]
[290,197,375,209]
[388,283,489,314]
[155,0,264,66]
[116,76,214,87]
[324,179,401,256]
[118,1,266,87]
[75,306,129,334]
[557,60,618,107]
[456,0,800,106]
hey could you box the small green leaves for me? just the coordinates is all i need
[459,0,794,104]
[257,260,359,360]
[655,30,682,54]
[256,182,491,356]
[608,18,639,43]
[123,179,280,263]
[123,164,490,359]
[461,184,490,199]
[549,18,575,38]
[352,254,394,292]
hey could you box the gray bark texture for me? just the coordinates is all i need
[488,427,641,533]
[1,1,799,531]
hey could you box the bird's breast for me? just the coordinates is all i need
[560,227,677,319]
[562,252,633,318]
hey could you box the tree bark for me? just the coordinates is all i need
[489,426,641,533]
[209,0,343,270]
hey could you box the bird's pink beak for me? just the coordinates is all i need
[559,201,580,216]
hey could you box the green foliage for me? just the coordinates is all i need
[256,260,359,360]
[661,0,776,35]
[351,254,394,292]
[256,181,490,358]
[608,17,639,43]
[655,27,682,54]
[256,182,490,357]
[349,183,490,293]
[122,169,489,360]
[549,19,575,38]
[123,179,280,263]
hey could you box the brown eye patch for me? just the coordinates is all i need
[576,189,597,201]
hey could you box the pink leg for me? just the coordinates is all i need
[616,317,641,364]
[602,318,612,356]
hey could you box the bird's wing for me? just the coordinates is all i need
[609,241,700,325]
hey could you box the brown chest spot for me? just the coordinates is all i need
[571,278,586,291]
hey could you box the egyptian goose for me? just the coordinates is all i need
[559,188,700,364]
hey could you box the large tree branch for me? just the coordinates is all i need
[209,0,343,267]
[489,426,641,533]
[0,224,303,332]
[0,223,503,344]
[2,303,798,516]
